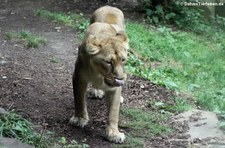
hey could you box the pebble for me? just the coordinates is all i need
[0,138,33,148]
[0,16,6,20]
[0,107,9,115]
[55,27,61,32]
[0,60,7,65]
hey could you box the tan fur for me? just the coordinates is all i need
[69,6,129,143]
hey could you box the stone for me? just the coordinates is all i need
[0,60,7,65]
[175,109,225,147]
[0,138,33,148]
[0,107,9,115]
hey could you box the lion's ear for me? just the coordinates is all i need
[86,35,101,55]
[116,31,128,42]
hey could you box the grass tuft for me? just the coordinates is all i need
[4,30,46,48]
[36,9,89,31]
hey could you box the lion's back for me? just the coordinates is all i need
[90,6,125,31]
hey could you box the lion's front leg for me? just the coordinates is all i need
[69,69,89,127]
[105,87,125,143]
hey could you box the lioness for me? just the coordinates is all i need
[69,6,129,143]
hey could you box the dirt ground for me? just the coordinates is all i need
[0,0,190,147]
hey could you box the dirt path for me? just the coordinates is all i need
[0,0,190,147]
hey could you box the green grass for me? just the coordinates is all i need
[5,30,46,48]
[126,21,225,113]
[116,108,171,147]
[0,112,50,148]
[120,108,170,137]
[36,9,89,31]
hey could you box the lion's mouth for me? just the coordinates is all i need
[104,75,124,87]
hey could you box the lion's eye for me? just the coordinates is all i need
[122,58,126,63]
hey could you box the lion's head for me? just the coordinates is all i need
[83,31,129,87]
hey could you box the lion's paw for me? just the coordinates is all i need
[106,128,125,143]
[69,116,88,128]
[93,89,105,98]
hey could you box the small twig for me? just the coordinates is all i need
[8,102,14,110]
[23,77,33,80]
